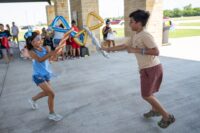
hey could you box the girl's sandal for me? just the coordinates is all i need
[158,114,175,128]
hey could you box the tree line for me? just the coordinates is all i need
[164,4,200,17]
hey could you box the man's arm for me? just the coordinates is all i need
[101,44,127,52]
[127,46,159,56]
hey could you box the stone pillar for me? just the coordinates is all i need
[46,5,55,25]
[70,0,83,28]
[70,0,100,53]
[54,0,70,22]
[124,0,163,45]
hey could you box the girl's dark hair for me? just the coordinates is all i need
[129,9,150,26]
[26,32,39,51]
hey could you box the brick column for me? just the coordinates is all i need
[70,0,83,28]
[124,0,163,45]
[70,0,100,53]
[54,0,70,22]
[46,5,55,25]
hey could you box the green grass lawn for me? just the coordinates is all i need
[19,31,26,41]
[171,16,200,21]
[177,22,200,26]
[100,27,125,39]
[102,28,200,38]
[113,28,125,37]
[20,28,200,40]
[107,28,200,38]
[169,29,200,38]
[19,25,200,41]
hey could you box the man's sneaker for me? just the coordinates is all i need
[28,99,38,110]
[48,113,63,121]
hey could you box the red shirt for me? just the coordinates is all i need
[71,25,80,48]
[72,25,79,32]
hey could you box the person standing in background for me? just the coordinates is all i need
[6,24,11,34]
[70,20,80,58]
[11,22,19,46]
[0,23,13,63]
[102,19,116,49]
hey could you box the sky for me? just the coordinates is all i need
[0,0,199,26]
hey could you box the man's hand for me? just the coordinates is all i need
[100,46,109,52]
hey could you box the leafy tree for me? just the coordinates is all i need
[164,10,173,17]
[172,8,182,17]
[193,8,200,16]
[164,4,200,17]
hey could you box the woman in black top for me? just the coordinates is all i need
[102,19,115,48]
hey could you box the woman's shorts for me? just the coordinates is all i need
[140,64,163,97]
[33,74,51,86]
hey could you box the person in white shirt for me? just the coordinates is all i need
[52,24,65,60]
[11,22,19,46]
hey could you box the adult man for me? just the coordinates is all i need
[11,22,19,46]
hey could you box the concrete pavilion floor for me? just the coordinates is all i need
[0,47,200,133]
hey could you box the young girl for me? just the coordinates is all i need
[101,10,175,128]
[26,31,63,121]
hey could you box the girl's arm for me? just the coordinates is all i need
[29,50,55,62]
[127,46,159,56]
[101,44,128,52]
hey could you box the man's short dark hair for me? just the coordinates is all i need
[129,9,150,26]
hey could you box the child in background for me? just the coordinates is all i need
[70,20,80,58]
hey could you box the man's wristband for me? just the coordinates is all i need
[141,48,146,55]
